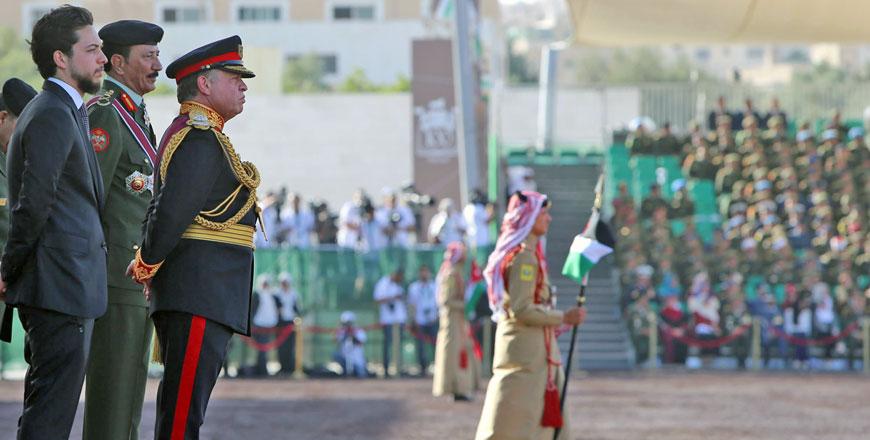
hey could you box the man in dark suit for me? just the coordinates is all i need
[0,6,108,439]
[127,35,259,439]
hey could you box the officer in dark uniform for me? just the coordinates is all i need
[0,78,38,248]
[83,20,163,440]
[127,35,260,439]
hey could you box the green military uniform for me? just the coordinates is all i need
[83,77,157,440]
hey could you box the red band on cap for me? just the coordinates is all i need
[174,52,241,83]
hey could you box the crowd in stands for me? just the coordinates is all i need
[615,97,869,370]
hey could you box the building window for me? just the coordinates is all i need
[162,6,206,23]
[694,48,711,63]
[746,47,764,60]
[333,5,375,20]
[287,54,338,75]
[238,6,282,22]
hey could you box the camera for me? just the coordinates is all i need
[399,183,436,209]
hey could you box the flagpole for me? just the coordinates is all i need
[554,174,604,440]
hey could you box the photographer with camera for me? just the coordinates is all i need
[464,189,496,253]
[280,192,316,249]
[428,198,468,245]
[338,189,379,251]
[375,187,416,248]
[373,268,408,377]
[333,311,369,377]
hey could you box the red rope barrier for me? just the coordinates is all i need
[768,321,860,346]
[240,324,296,352]
[659,323,751,349]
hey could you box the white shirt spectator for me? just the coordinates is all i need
[784,307,812,334]
[337,201,363,248]
[281,207,316,249]
[373,275,407,325]
[407,278,438,326]
[429,199,467,245]
[464,202,491,247]
[275,277,300,322]
[252,288,279,328]
[374,205,416,248]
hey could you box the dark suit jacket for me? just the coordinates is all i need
[1,80,107,319]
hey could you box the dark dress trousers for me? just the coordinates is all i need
[1,79,107,439]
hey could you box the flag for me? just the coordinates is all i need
[561,219,615,284]
[465,260,486,319]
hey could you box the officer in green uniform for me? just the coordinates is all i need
[0,78,37,337]
[82,20,163,440]
[0,79,38,248]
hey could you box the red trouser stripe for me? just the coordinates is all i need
[171,316,206,440]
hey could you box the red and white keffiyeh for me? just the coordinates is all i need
[483,190,548,321]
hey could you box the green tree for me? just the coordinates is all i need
[282,54,328,93]
[0,27,42,88]
[575,47,709,85]
[336,68,377,92]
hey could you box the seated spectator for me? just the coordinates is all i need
[653,122,681,156]
[612,182,636,228]
[334,311,369,377]
[640,184,668,221]
[659,295,688,364]
[627,293,653,364]
[763,97,787,130]
[683,145,717,181]
[707,95,732,131]
[656,259,683,299]
[668,180,695,220]
[623,264,655,312]
[626,118,655,155]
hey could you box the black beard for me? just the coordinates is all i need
[72,68,101,95]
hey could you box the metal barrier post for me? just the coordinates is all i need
[391,323,401,376]
[751,317,761,371]
[863,317,869,375]
[647,311,658,368]
[293,318,306,379]
[482,319,493,378]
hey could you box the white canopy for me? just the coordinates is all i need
[566,0,870,45]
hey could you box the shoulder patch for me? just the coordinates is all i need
[95,89,115,107]
[90,128,110,153]
[519,264,535,282]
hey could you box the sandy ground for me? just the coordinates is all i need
[0,371,867,440]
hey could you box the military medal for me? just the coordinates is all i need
[143,106,151,126]
[126,171,154,195]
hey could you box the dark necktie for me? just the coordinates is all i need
[78,104,90,136]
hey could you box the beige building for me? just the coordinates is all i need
[3,1,501,93]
